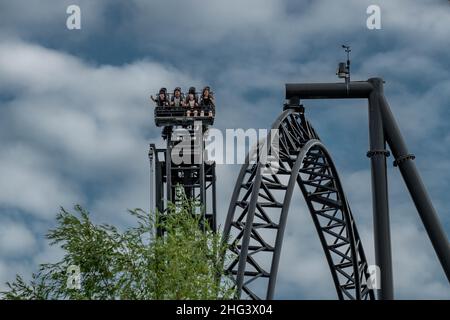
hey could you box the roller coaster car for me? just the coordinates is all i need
[154,106,215,127]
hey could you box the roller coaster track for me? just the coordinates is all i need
[222,107,375,300]
[153,78,450,300]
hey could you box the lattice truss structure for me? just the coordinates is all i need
[222,108,375,300]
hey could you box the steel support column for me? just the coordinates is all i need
[166,134,172,203]
[367,78,394,299]
[379,95,450,282]
[212,164,217,231]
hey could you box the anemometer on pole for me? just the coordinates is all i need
[337,45,351,93]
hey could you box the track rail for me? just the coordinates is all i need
[222,108,375,300]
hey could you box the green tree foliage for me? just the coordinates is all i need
[1,198,235,300]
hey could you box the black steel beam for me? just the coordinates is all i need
[212,164,217,232]
[166,135,172,202]
[285,81,373,100]
[151,146,165,237]
[367,78,394,300]
[379,94,450,283]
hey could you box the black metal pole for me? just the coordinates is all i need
[153,147,164,237]
[379,95,450,282]
[367,78,394,299]
[149,145,154,214]
[199,137,206,231]
[285,81,373,100]
[212,164,217,232]
[166,134,172,203]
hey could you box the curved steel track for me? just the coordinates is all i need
[222,107,375,300]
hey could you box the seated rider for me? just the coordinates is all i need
[171,87,185,107]
[151,88,171,139]
[185,86,199,117]
[151,88,169,106]
[200,86,215,117]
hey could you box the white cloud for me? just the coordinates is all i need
[0,220,36,257]
[0,40,198,220]
[391,222,450,299]
[0,144,82,219]
[0,259,39,292]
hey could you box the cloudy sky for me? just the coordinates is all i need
[0,0,449,299]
